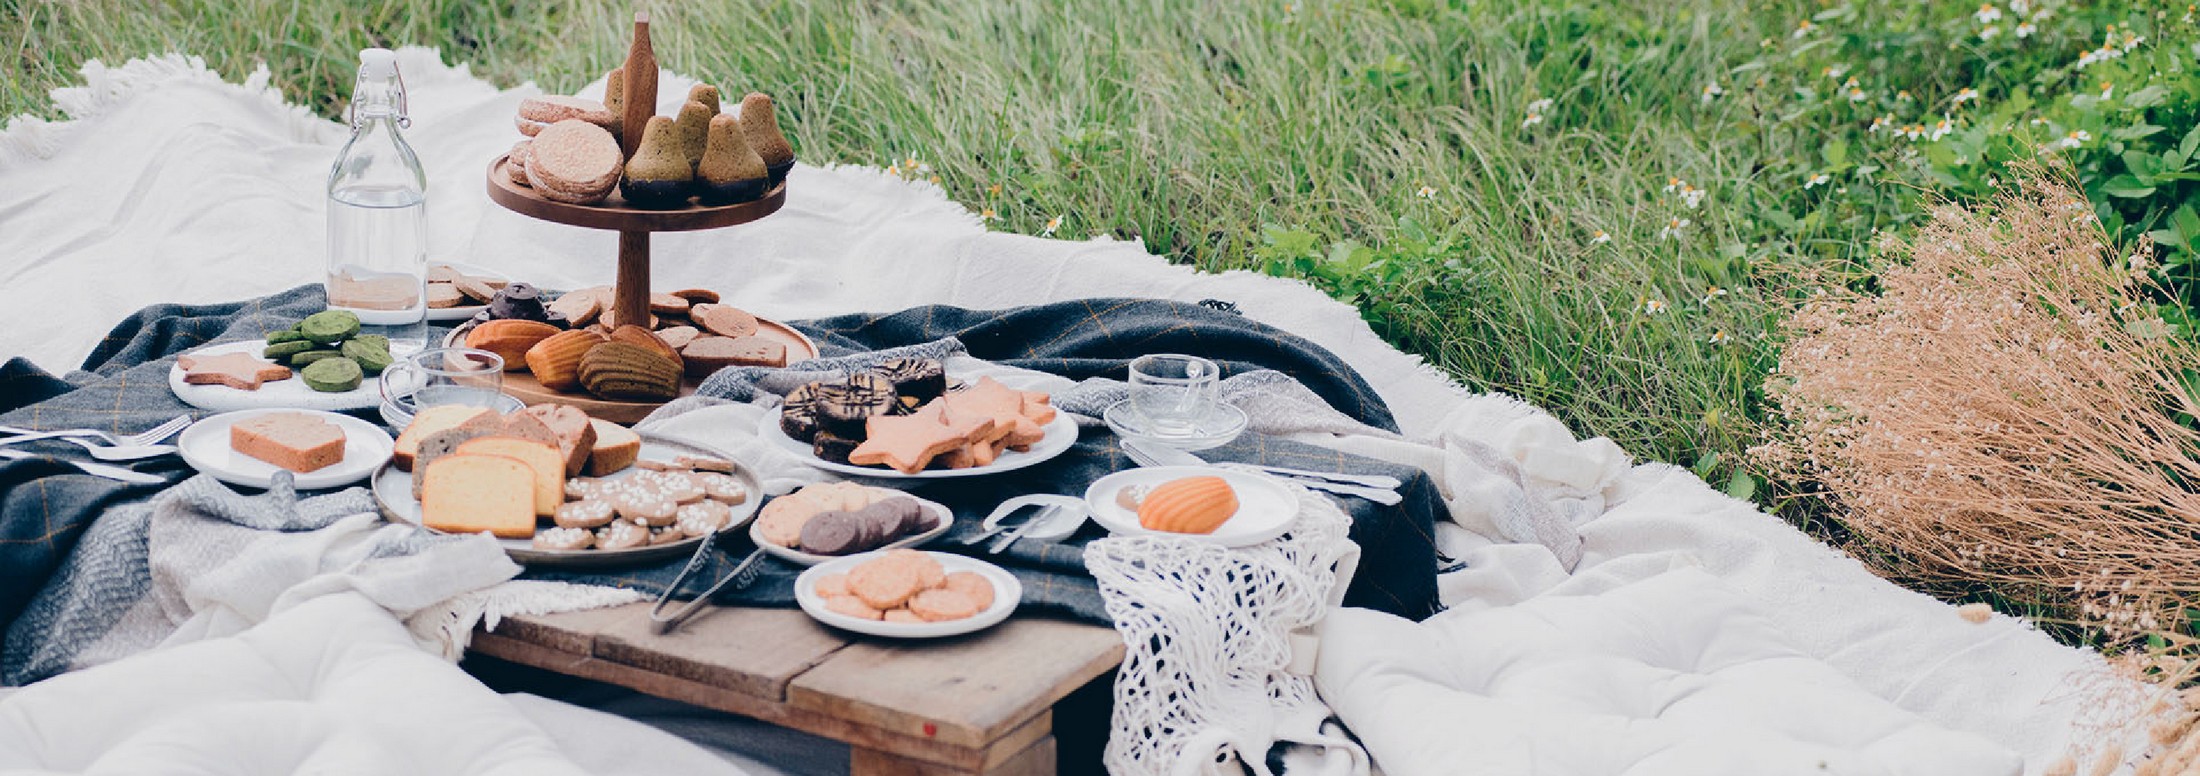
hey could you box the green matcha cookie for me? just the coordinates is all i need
[299,310,361,345]
[263,340,315,360]
[353,334,389,351]
[290,350,345,367]
[340,339,393,375]
[265,330,308,344]
[301,356,364,392]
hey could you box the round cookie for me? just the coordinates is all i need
[799,511,867,556]
[847,557,923,610]
[676,499,733,538]
[610,485,680,527]
[596,519,650,550]
[636,470,706,504]
[566,478,605,501]
[814,573,850,598]
[824,595,883,621]
[694,472,749,504]
[649,526,688,546]
[882,609,924,623]
[907,588,980,622]
[553,498,616,529]
[883,549,946,589]
[757,492,822,547]
[533,526,595,551]
[942,571,995,611]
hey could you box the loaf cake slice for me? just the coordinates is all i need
[393,405,492,472]
[455,437,564,516]
[587,419,642,476]
[520,404,598,477]
[421,454,537,538]
[231,412,346,473]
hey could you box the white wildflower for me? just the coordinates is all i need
[1975,4,2002,23]
[1659,217,1690,240]
[1701,81,1725,104]
[1805,173,1831,189]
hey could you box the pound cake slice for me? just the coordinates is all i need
[587,419,642,476]
[421,454,536,538]
[231,412,346,473]
[392,405,492,472]
[455,437,565,516]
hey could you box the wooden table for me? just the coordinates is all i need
[470,602,1125,775]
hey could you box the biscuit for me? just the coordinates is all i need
[179,352,293,390]
[648,292,692,315]
[533,526,595,551]
[849,404,976,474]
[675,455,738,473]
[682,335,788,376]
[824,595,883,621]
[675,499,732,538]
[942,571,995,611]
[694,472,748,504]
[907,588,980,622]
[814,573,850,598]
[650,526,689,545]
[637,470,706,504]
[524,120,623,205]
[596,519,650,550]
[757,492,821,547]
[691,304,760,338]
[799,511,867,556]
[553,498,616,529]
[848,558,922,610]
[610,485,679,526]
[882,608,924,623]
[566,478,605,501]
[656,325,700,350]
[884,549,946,589]
[547,287,605,327]
[670,288,721,304]
[427,283,464,308]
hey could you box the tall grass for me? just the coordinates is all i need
[5,0,1850,475]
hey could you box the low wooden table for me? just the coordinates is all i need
[470,602,1124,775]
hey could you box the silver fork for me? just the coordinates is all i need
[1122,440,1403,506]
[0,415,192,460]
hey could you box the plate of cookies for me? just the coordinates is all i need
[750,481,954,566]
[170,311,397,412]
[370,402,760,567]
[759,365,1077,479]
[795,549,1021,638]
[328,262,511,323]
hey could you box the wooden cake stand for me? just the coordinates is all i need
[479,11,815,423]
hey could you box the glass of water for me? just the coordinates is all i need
[1128,354,1219,436]
[379,347,506,419]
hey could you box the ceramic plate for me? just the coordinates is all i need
[795,551,1022,639]
[170,340,383,412]
[372,434,760,568]
[1083,466,1297,547]
[425,262,509,322]
[756,410,1078,479]
[751,495,955,566]
[176,409,394,490]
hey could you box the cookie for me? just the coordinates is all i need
[674,455,737,473]
[553,498,616,529]
[691,304,760,337]
[298,310,361,344]
[525,120,624,205]
[816,374,899,438]
[682,335,788,377]
[824,595,884,621]
[656,325,700,350]
[670,288,720,304]
[780,404,821,443]
[814,573,850,598]
[907,588,980,622]
[300,356,364,392]
[871,358,946,402]
[610,485,679,526]
[676,499,733,538]
[882,608,924,623]
[694,472,749,504]
[505,141,534,187]
[883,549,946,589]
[452,274,498,304]
[533,526,595,551]
[547,287,605,327]
[757,493,821,547]
[812,431,861,465]
[517,95,617,129]
[866,496,929,535]
[650,526,689,545]
[595,519,650,550]
[645,470,707,504]
[945,377,1046,448]
[942,571,995,611]
[566,478,605,501]
[799,510,867,555]
[179,352,292,390]
[849,404,975,474]
[811,481,875,512]
[847,557,923,610]
[648,292,691,315]
[428,283,465,308]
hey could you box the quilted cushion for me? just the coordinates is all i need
[0,593,590,775]
[1316,569,2024,776]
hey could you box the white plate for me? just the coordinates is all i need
[171,340,383,412]
[372,434,760,568]
[177,409,394,490]
[756,410,1079,479]
[751,495,955,566]
[1083,466,1297,547]
[795,551,1022,638]
[425,262,509,322]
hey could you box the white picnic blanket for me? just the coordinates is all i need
[0,49,2141,775]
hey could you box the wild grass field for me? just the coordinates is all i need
[5,0,2192,499]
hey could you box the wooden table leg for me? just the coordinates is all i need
[614,230,650,327]
[851,735,1058,776]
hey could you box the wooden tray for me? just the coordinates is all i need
[486,155,786,232]
[443,318,819,424]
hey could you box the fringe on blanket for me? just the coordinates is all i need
[408,580,646,661]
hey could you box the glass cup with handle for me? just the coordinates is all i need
[1128,354,1219,436]
[379,347,506,423]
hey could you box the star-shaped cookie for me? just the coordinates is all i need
[178,352,294,390]
[850,404,990,474]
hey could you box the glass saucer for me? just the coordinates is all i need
[1103,399,1248,451]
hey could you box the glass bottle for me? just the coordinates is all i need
[326,47,429,353]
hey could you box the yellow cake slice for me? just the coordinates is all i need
[392,405,492,472]
[587,419,642,476]
[420,454,536,538]
[231,412,346,473]
[455,437,565,516]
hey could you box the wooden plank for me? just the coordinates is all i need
[591,605,850,701]
[480,602,648,656]
[852,735,1058,776]
[471,628,1019,772]
[788,617,1124,748]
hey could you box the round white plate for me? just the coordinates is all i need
[756,410,1079,479]
[1102,399,1247,452]
[795,551,1022,638]
[177,408,394,490]
[426,262,509,322]
[170,340,381,412]
[372,434,760,568]
[1083,466,1297,547]
[752,495,955,566]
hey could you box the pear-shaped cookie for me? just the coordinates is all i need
[739,92,796,186]
[687,83,721,116]
[673,100,712,173]
[603,65,626,118]
[698,115,770,204]
[620,115,695,209]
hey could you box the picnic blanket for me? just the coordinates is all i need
[0,49,2152,775]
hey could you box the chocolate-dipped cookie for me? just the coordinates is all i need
[780,402,821,442]
[620,116,695,209]
[816,373,899,439]
[812,430,861,465]
[871,358,946,402]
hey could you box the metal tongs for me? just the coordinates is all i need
[649,531,770,634]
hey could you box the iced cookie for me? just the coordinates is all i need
[533,526,595,551]
[553,498,616,529]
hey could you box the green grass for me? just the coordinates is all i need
[1,0,2170,487]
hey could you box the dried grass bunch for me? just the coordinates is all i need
[1755,174,2200,770]
[1758,174,2200,634]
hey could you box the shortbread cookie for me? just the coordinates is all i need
[669,288,720,304]
[882,608,923,623]
[848,558,922,610]
[533,526,595,551]
[757,493,821,547]
[824,595,883,621]
[884,549,946,589]
[691,304,759,337]
[656,325,700,350]
[553,498,616,529]
[674,455,737,473]
[524,120,623,205]
[813,573,850,598]
[518,95,617,129]
[596,519,650,550]
[179,352,292,390]
[907,588,980,622]
[942,571,995,611]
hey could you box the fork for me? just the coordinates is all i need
[0,415,192,456]
[1121,441,1403,505]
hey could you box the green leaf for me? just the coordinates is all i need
[1724,470,1758,502]
[2128,84,2173,109]
[2104,175,2157,198]
[2110,124,2165,142]
[2180,123,2200,162]
[2177,205,2200,246]
[1823,139,1848,167]
[1692,451,1721,479]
